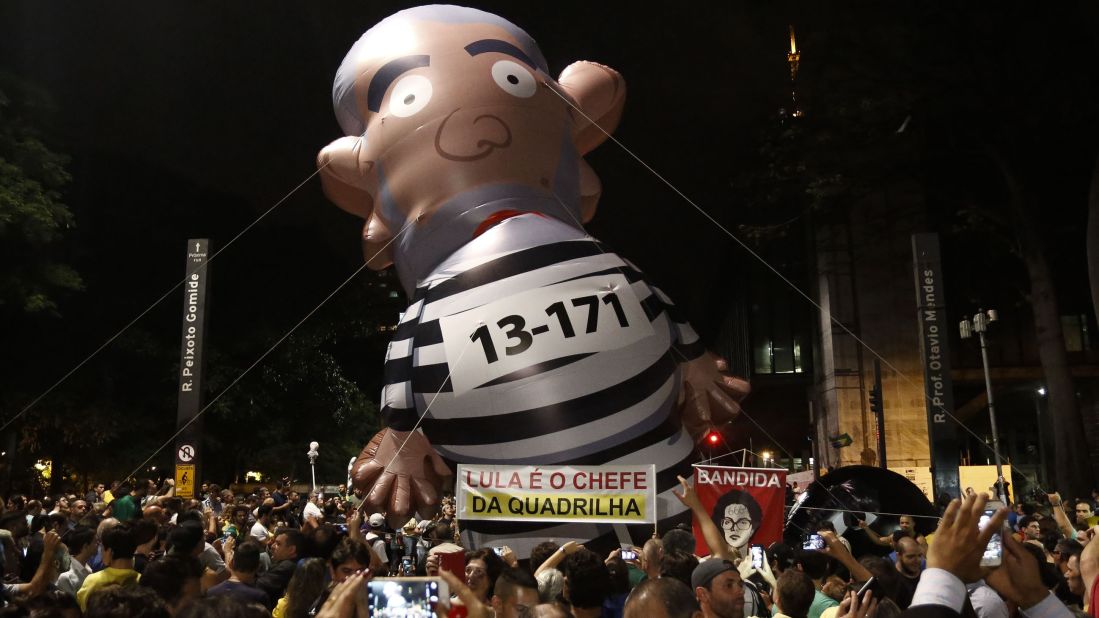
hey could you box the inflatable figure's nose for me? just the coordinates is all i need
[434,108,512,161]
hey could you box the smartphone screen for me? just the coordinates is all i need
[750,545,764,569]
[979,501,1004,567]
[802,534,824,551]
[401,557,415,575]
[367,578,443,618]
[621,549,638,561]
[492,546,506,557]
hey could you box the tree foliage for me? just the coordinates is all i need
[0,72,81,315]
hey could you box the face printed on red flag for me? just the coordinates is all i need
[692,466,786,554]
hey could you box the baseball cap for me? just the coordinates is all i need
[368,513,385,528]
[691,558,737,589]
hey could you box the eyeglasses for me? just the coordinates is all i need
[721,518,753,531]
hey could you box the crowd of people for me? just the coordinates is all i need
[0,474,1094,618]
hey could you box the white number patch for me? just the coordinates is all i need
[439,274,654,396]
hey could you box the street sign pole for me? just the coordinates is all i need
[912,234,961,502]
[174,239,210,500]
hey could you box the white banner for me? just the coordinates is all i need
[456,464,657,524]
[439,273,653,396]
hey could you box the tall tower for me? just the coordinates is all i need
[786,25,803,119]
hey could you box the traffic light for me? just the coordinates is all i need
[869,385,883,416]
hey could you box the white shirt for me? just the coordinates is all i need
[56,558,91,596]
[365,532,389,563]
[911,568,1073,618]
[303,501,323,522]
[967,580,1009,618]
[249,521,270,543]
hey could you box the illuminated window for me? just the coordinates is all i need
[1062,314,1091,352]
[750,290,808,375]
[746,238,810,376]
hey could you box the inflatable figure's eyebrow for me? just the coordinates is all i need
[464,39,535,68]
[367,55,430,112]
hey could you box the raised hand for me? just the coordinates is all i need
[819,531,851,561]
[42,530,61,555]
[351,428,453,517]
[425,552,441,577]
[347,509,363,540]
[926,493,1008,583]
[838,590,877,618]
[560,541,581,555]
[984,533,1050,609]
[672,475,703,512]
[316,572,369,618]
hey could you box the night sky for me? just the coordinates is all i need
[2,2,1098,475]
[0,2,793,374]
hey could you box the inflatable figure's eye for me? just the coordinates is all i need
[491,60,537,98]
[388,75,432,117]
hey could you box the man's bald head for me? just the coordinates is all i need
[624,577,702,618]
[642,538,663,576]
[895,536,923,577]
[896,536,919,552]
[532,604,570,618]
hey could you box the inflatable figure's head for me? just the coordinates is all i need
[318,5,625,285]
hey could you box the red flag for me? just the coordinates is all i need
[691,466,786,556]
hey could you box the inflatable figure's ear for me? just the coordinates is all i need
[557,61,626,155]
[317,135,378,219]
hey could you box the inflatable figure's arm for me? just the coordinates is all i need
[646,284,750,438]
[350,429,452,518]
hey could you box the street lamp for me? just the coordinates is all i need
[960,308,1006,503]
[1034,387,1047,487]
[307,441,320,491]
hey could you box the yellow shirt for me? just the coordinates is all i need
[102,490,115,504]
[272,595,289,618]
[76,566,140,611]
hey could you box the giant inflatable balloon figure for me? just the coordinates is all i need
[318,5,749,551]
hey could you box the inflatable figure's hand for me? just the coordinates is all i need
[351,428,453,518]
[679,352,750,439]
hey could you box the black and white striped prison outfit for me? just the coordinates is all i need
[381,214,705,555]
